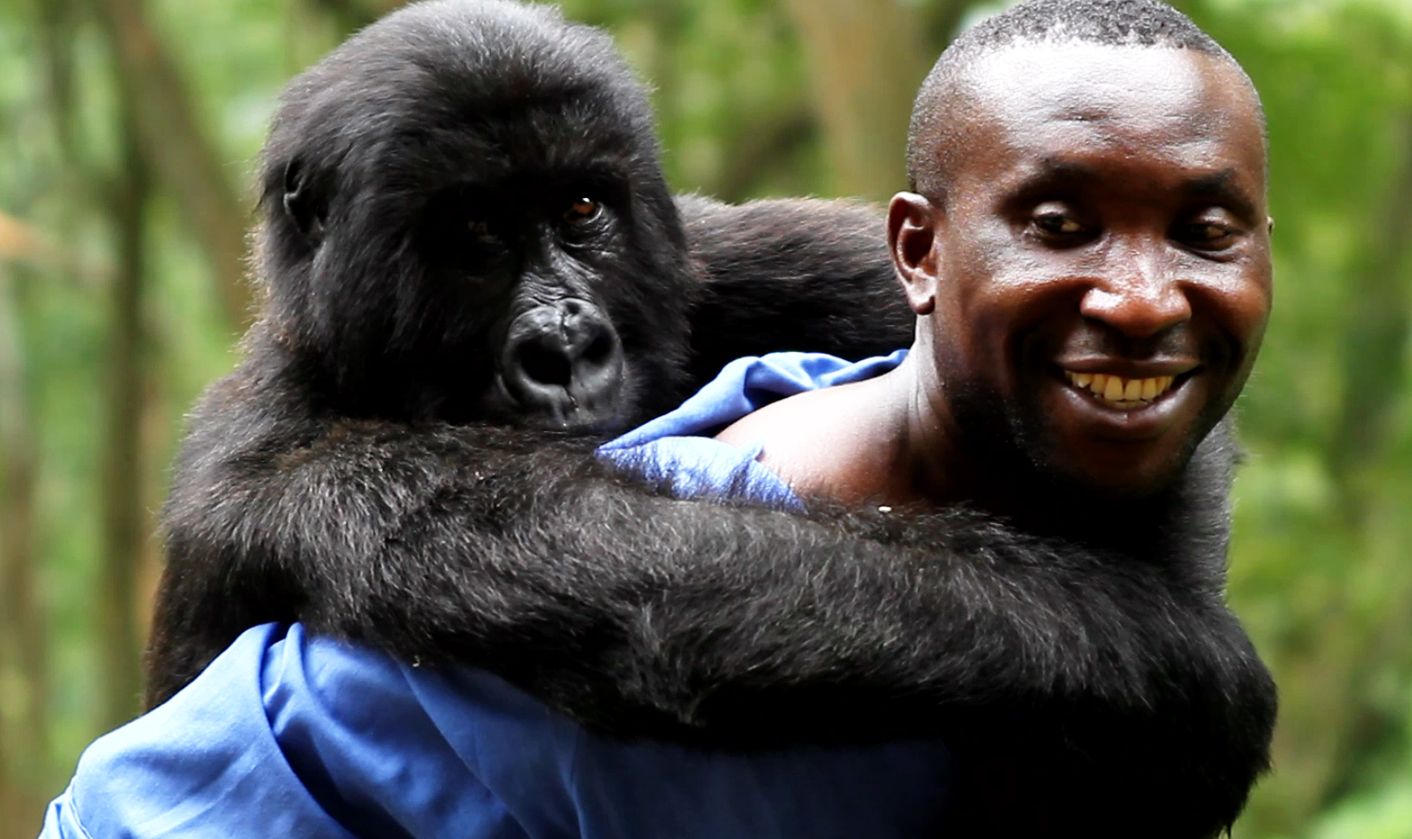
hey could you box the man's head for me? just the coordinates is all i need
[888,0,1272,500]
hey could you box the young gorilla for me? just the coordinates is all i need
[131,1,1272,836]
[145,0,913,700]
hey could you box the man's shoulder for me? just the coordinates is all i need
[713,373,902,505]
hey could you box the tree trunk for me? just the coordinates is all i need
[1329,114,1412,498]
[1313,113,1412,807]
[93,107,152,732]
[86,0,254,329]
[782,0,949,201]
[0,273,49,839]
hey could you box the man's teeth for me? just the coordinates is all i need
[1064,371,1176,407]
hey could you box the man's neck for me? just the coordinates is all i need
[716,352,1233,565]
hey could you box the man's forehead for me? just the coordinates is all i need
[966,43,1232,112]
[943,42,1266,189]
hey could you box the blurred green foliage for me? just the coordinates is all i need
[0,1,1409,837]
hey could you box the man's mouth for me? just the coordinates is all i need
[1062,371,1179,410]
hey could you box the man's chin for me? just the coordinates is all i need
[1044,443,1194,501]
[953,390,1206,511]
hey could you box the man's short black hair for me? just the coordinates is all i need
[952,0,1225,55]
[906,0,1258,199]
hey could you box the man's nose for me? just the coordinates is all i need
[1078,251,1192,339]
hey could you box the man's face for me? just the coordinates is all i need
[906,43,1271,497]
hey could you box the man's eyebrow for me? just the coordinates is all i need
[1023,158,1099,187]
[998,159,1099,203]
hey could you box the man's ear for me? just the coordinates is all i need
[888,192,941,316]
[282,158,327,246]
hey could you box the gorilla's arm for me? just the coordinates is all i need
[676,195,915,383]
[149,343,1272,832]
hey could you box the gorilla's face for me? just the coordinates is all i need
[254,0,693,432]
[420,182,632,428]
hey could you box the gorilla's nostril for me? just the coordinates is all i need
[518,340,573,387]
[584,332,614,365]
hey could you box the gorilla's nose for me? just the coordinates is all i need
[502,299,624,427]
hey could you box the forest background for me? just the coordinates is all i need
[0,0,1409,836]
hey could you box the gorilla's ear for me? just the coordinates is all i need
[282,158,327,246]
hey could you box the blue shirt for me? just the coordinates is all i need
[43,351,956,839]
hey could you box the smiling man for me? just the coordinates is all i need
[720,2,1271,523]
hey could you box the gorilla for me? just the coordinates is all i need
[145,1,1273,833]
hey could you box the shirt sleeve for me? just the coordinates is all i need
[41,624,355,839]
[40,624,577,839]
[596,349,907,509]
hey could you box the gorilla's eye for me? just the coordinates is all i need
[564,197,603,225]
[464,216,502,250]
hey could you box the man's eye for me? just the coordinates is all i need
[1037,214,1082,234]
[564,197,603,225]
[1180,220,1238,250]
[1029,202,1086,238]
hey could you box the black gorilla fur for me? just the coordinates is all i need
[146,1,1274,835]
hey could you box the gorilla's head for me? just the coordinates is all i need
[254,0,692,431]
